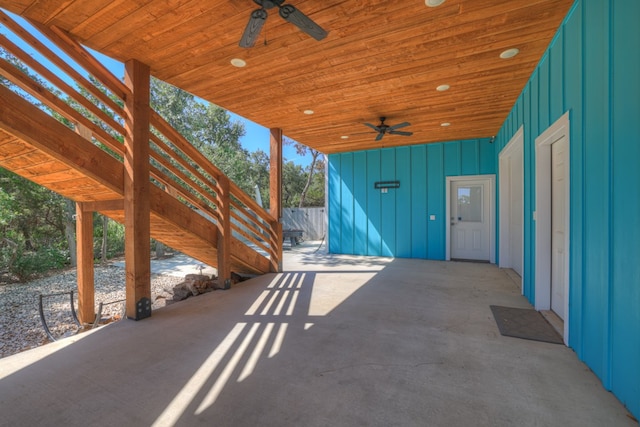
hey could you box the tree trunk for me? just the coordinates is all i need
[155,241,165,258]
[101,215,108,264]
[299,150,319,208]
[65,199,77,267]
[2,238,18,272]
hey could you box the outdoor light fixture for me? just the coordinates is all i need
[500,48,520,59]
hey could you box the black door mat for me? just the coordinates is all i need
[490,305,564,344]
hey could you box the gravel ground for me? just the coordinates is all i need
[0,264,184,359]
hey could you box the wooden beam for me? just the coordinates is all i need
[80,199,124,212]
[0,84,124,193]
[269,128,283,272]
[76,202,95,325]
[123,59,151,321]
[216,176,231,288]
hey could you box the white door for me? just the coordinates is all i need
[551,135,568,319]
[508,147,524,276]
[535,111,570,343]
[499,130,524,277]
[450,179,491,261]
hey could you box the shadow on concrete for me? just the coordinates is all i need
[0,258,635,426]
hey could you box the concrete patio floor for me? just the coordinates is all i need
[0,242,635,426]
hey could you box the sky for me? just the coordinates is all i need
[0,11,312,167]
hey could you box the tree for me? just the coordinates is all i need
[302,158,326,207]
[281,161,307,207]
[150,79,255,191]
[283,137,325,207]
[1,48,72,278]
[0,168,69,280]
[248,150,271,209]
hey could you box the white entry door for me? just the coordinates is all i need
[450,179,491,261]
[499,129,524,278]
[535,111,570,343]
[551,135,568,319]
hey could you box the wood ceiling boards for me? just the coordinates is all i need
[1,0,574,154]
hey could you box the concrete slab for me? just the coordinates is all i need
[0,247,636,426]
[112,254,217,278]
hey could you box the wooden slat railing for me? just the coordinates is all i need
[0,10,280,274]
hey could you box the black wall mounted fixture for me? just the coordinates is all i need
[374,181,400,189]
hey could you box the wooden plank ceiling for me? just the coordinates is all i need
[1,0,574,154]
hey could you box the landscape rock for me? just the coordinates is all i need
[171,274,217,302]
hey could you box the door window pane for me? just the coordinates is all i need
[457,186,482,222]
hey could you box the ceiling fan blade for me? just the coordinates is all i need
[389,130,413,136]
[278,4,328,41]
[375,132,384,142]
[364,122,381,132]
[239,8,268,48]
[388,121,411,131]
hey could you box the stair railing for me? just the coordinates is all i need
[0,10,280,272]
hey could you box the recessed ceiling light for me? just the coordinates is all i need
[303,110,314,115]
[500,48,520,59]
[436,84,450,92]
[341,135,349,139]
[425,0,445,6]
[230,58,246,67]
[441,122,451,127]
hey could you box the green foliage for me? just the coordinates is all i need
[0,169,67,240]
[282,161,306,207]
[149,79,262,193]
[149,78,326,209]
[302,159,326,207]
[94,215,125,258]
[10,247,68,282]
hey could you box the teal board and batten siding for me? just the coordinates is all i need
[328,139,494,260]
[494,0,639,417]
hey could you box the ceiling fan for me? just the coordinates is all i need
[364,117,413,141]
[239,0,328,48]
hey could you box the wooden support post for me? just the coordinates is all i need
[123,59,151,320]
[272,221,283,273]
[76,202,95,325]
[217,176,231,288]
[270,128,283,272]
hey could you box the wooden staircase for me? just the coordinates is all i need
[0,12,281,320]
[0,88,271,274]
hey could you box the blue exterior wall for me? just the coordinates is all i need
[328,138,494,259]
[494,0,640,417]
[327,0,639,418]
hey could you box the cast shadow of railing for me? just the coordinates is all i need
[153,271,319,426]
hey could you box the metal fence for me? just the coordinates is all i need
[282,207,326,240]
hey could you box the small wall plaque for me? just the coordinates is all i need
[374,181,400,189]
